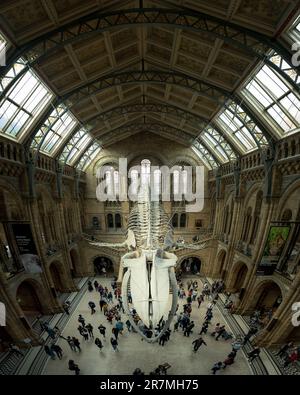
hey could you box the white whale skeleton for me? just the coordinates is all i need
[89,186,208,342]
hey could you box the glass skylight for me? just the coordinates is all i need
[0,58,26,94]
[200,125,237,163]
[31,104,77,154]
[77,142,101,171]
[59,128,92,165]
[192,141,218,169]
[215,102,268,153]
[0,68,52,138]
[242,64,300,136]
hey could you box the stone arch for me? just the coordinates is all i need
[178,256,201,275]
[16,279,48,320]
[92,254,116,275]
[276,179,300,221]
[126,151,166,168]
[92,156,120,176]
[177,254,205,275]
[247,280,283,313]
[227,261,249,293]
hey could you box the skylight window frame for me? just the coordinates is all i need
[76,142,102,171]
[0,67,53,140]
[60,129,92,166]
[192,141,218,170]
[215,108,258,153]
[31,104,78,157]
[241,63,300,137]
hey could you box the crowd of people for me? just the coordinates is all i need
[38,275,299,375]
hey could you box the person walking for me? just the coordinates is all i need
[199,321,209,335]
[159,333,167,346]
[115,320,124,334]
[79,326,88,341]
[68,360,80,375]
[98,324,106,338]
[86,323,94,338]
[197,294,204,308]
[95,337,103,351]
[66,336,76,351]
[125,319,132,332]
[63,301,71,315]
[184,321,194,337]
[247,347,261,363]
[112,327,120,340]
[215,325,226,341]
[211,362,223,375]
[44,345,56,360]
[110,337,118,351]
[192,337,207,352]
[223,355,235,369]
[72,337,81,352]
[88,301,96,315]
[78,314,85,327]
[211,323,220,337]
[173,321,179,332]
[51,344,63,359]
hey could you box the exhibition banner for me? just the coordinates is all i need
[257,225,290,275]
[9,222,42,274]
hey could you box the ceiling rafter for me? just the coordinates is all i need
[1,7,298,101]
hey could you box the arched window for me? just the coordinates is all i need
[114,171,119,197]
[172,213,178,228]
[153,169,161,198]
[173,170,180,196]
[115,213,122,228]
[182,169,188,195]
[105,170,113,197]
[141,159,151,186]
[129,169,139,196]
[180,213,187,228]
[107,213,114,229]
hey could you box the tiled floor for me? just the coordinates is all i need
[43,276,252,375]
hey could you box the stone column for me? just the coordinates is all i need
[26,198,63,313]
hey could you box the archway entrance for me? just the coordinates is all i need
[16,281,43,321]
[231,264,248,292]
[254,282,282,312]
[49,262,64,293]
[70,249,79,277]
[180,257,201,275]
[93,256,114,275]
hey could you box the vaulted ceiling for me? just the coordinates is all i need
[0,0,299,170]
